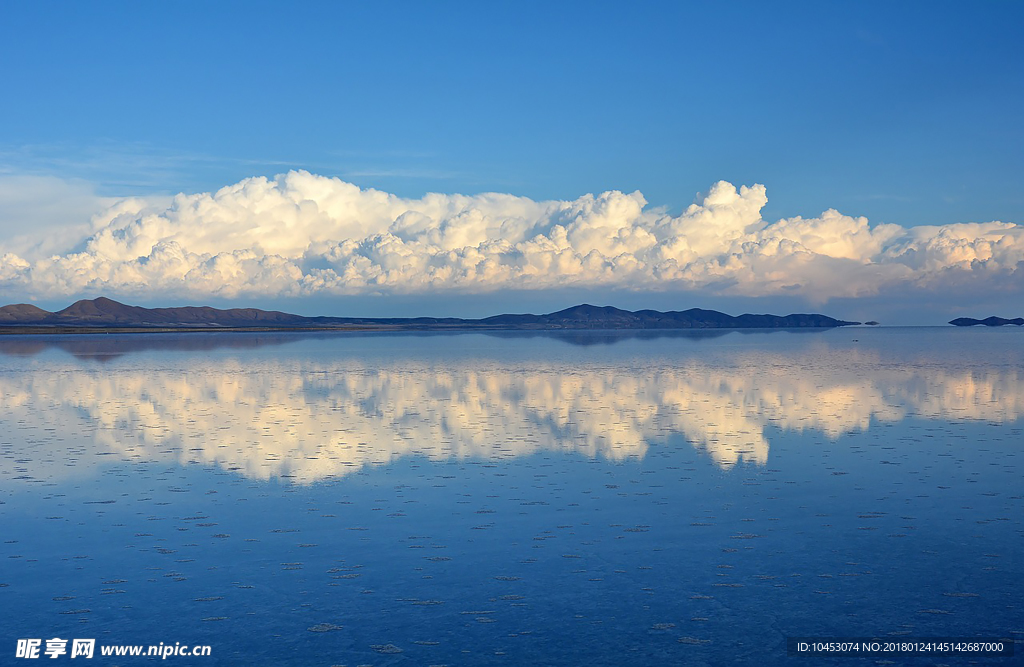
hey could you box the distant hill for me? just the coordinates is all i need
[0,297,859,331]
[477,304,857,329]
[0,296,306,327]
[949,316,1024,327]
[0,303,51,322]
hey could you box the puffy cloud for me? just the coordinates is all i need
[0,170,1021,302]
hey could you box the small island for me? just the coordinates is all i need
[949,316,1024,327]
[0,297,860,333]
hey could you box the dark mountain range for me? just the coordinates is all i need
[473,304,857,329]
[0,297,859,331]
[949,316,1024,327]
[0,296,304,326]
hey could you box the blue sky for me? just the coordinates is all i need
[0,1,1022,322]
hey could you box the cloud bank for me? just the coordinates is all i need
[0,170,1021,303]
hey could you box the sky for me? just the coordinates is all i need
[0,0,1022,323]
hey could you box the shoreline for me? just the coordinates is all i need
[0,323,859,336]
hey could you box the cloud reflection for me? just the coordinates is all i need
[2,343,1022,485]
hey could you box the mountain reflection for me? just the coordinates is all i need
[0,332,307,361]
[0,327,819,359]
[2,344,1022,485]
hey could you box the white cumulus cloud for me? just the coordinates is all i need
[0,170,1021,303]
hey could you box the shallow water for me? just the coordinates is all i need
[1,328,1021,665]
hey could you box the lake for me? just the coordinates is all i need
[1,327,1020,665]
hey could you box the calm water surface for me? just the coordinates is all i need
[0,328,1021,665]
